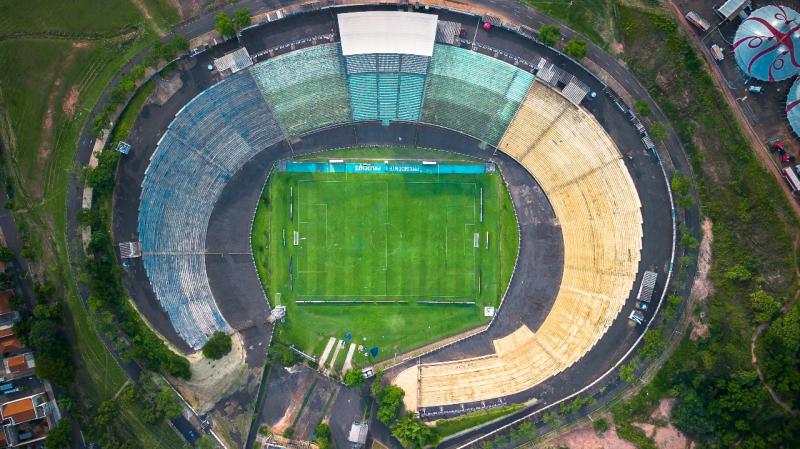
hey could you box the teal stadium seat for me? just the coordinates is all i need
[421,44,534,145]
[249,44,352,137]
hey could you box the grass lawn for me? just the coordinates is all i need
[0,6,182,446]
[0,0,140,35]
[433,404,525,437]
[253,149,518,365]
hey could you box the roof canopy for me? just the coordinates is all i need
[734,5,800,81]
[338,11,438,56]
[786,77,800,135]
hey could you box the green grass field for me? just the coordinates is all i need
[253,149,519,366]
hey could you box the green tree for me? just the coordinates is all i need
[392,413,438,449]
[202,331,232,359]
[750,290,781,323]
[649,122,668,142]
[592,418,609,434]
[376,385,405,425]
[315,423,332,449]
[619,359,637,383]
[0,247,12,262]
[131,64,146,80]
[634,99,651,117]
[214,13,236,37]
[564,39,588,59]
[196,436,215,449]
[538,24,561,46]
[640,329,665,361]
[156,389,184,418]
[724,264,752,283]
[343,369,365,387]
[235,8,251,29]
[542,411,561,428]
[172,34,190,53]
[45,418,72,449]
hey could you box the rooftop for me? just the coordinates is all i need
[338,11,438,56]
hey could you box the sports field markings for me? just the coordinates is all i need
[291,177,483,299]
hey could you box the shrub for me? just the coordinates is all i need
[542,411,561,428]
[315,423,331,449]
[634,99,651,117]
[750,290,781,323]
[650,122,668,142]
[343,368,365,387]
[619,359,637,382]
[392,413,439,449]
[564,39,588,59]
[539,24,561,46]
[592,417,609,434]
[202,331,232,360]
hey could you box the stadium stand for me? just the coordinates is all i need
[250,43,352,137]
[394,80,643,409]
[139,71,284,349]
[421,44,534,145]
[344,53,429,121]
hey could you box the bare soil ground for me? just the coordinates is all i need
[545,399,693,449]
[172,331,249,412]
[153,72,184,105]
[545,415,636,449]
[689,218,713,341]
[62,86,79,118]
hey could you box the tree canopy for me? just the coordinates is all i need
[538,25,561,46]
[564,39,588,59]
[202,331,232,360]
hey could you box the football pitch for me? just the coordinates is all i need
[252,149,519,365]
[294,176,482,300]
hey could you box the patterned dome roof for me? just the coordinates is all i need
[734,5,800,81]
[786,77,800,135]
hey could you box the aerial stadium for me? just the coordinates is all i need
[110,5,679,448]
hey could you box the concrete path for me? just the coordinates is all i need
[317,337,336,369]
[342,343,357,373]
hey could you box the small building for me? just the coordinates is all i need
[348,422,368,449]
[2,353,35,380]
[0,328,22,356]
[0,292,20,328]
[213,47,253,74]
[0,393,56,447]
[716,0,750,21]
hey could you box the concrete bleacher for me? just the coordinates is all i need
[250,43,352,137]
[344,52,428,122]
[138,70,284,349]
[394,80,643,409]
[420,44,534,146]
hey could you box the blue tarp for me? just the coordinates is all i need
[286,161,491,174]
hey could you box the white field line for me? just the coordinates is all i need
[342,343,357,372]
[317,337,336,369]
[326,339,344,374]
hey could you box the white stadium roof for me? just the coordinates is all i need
[338,11,438,56]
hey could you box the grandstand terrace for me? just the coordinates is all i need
[116,8,673,429]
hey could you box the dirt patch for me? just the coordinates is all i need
[545,417,636,449]
[62,86,80,118]
[153,72,184,105]
[172,332,249,412]
[650,398,676,422]
[689,218,713,341]
[72,41,90,48]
